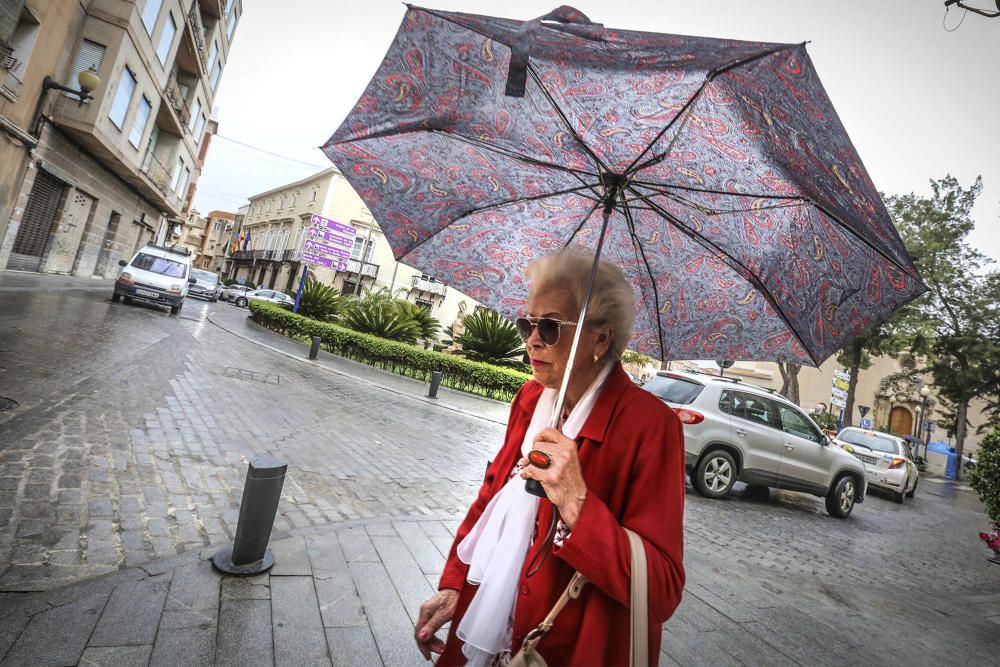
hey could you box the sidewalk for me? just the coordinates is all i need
[0,270,112,292]
[206,304,511,425]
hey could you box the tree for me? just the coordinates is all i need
[455,309,527,369]
[835,319,910,427]
[395,300,441,343]
[886,175,1000,479]
[341,290,422,344]
[283,276,347,321]
[777,362,801,405]
[970,427,1000,524]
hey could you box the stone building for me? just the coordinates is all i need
[229,168,478,336]
[0,0,241,276]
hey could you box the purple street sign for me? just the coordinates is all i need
[306,227,354,248]
[302,252,348,271]
[310,214,356,236]
[303,239,350,259]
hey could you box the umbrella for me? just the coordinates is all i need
[321,5,926,491]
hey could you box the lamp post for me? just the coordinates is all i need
[916,384,932,458]
[32,66,100,137]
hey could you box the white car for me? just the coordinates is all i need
[113,244,195,315]
[234,289,295,308]
[833,427,919,503]
[220,284,256,302]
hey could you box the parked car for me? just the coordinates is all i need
[833,427,919,503]
[234,289,295,308]
[220,283,255,302]
[112,244,195,315]
[187,269,222,301]
[644,371,867,518]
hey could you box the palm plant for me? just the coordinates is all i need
[342,290,422,344]
[285,277,347,321]
[396,300,441,342]
[455,309,527,369]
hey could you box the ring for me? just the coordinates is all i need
[527,450,552,469]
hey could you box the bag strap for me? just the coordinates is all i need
[625,528,649,667]
[518,571,588,653]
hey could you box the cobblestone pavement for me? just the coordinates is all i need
[1,272,998,666]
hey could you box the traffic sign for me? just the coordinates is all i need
[302,252,348,271]
[833,378,849,391]
[859,418,872,428]
[831,387,848,400]
[831,396,847,409]
[858,405,870,418]
[310,214,356,236]
[303,239,350,259]
[306,227,354,248]
[834,370,850,382]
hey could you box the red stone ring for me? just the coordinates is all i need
[527,450,552,469]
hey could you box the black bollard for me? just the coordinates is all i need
[308,335,321,360]
[212,454,287,576]
[427,370,442,399]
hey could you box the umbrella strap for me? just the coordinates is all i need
[505,5,603,97]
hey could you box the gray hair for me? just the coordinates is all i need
[524,250,636,362]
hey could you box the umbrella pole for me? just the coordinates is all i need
[526,200,616,499]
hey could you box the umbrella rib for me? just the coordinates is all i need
[428,129,600,179]
[620,198,667,362]
[630,180,807,202]
[560,198,605,251]
[392,183,603,263]
[525,66,611,176]
[629,183,808,216]
[626,43,802,176]
[627,185,819,366]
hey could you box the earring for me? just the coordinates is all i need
[593,353,599,364]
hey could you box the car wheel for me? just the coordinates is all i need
[111,293,121,303]
[123,296,133,304]
[906,476,918,499]
[693,450,737,499]
[825,474,857,519]
[235,297,248,307]
[170,304,180,315]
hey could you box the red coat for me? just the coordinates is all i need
[437,364,685,666]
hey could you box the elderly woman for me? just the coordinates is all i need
[415,250,685,666]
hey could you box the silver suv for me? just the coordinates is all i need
[645,371,868,518]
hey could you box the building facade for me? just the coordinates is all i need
[0,0,241,277]
[229,168,477,338]
[199,208,232,271]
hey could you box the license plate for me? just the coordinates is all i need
[136,289,159,298]
[854,453,878,465]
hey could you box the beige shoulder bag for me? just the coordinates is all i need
[509,528,649,667]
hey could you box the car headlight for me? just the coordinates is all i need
[166,284,184,295]
[117,272,134,285]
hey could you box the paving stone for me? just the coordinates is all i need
[1,591,109,667]
[215,597,273,667]
[326,626,383,667]
[150,626,216,667]
[349,561,420,667]
[271,575,329,665]
[77,645,152,667]
[89,576,170,647]
[163,560,220,612]
[393,521,445,576]
[314,570,367,629]
[370,535,435,625]
[269,535,312,576]
[221,573,271,601]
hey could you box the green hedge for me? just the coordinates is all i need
[249,301,530,402]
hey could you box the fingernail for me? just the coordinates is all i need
[419,631,427,640]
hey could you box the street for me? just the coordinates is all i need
[1,272,998,666]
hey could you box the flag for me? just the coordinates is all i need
[242,231,251,251]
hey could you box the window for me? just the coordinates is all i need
[731,392,777,429]
[212,220,222,232]
[131,252,185,278]
[290,193,298,207]
[67,40,105,101]
[210,60,222,91]
[108,67,136,129]
[226,9,238,40]
[155,11,176,65]
[171,156,187,193]
[642,375,704,405]
[777,404,821,443]
[4,5,40,83]
[310,189,318,202]
[341,280,359,296]
[188,97,201,132]
[193,113,206,142]
[836,429,899,455]
[141,0,162,35]
[207,41,218,70]
[351,236,374,262]
[224,0,236,15]
[277,196,284,209]
[128,95,152,148]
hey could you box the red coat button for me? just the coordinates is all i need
[520,584,529,596]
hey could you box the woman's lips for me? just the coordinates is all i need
[529,358,550,368]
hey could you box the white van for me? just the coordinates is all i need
[113,244,195,315]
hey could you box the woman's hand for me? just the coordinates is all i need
[520,427,587,528]
[415,589,458,660]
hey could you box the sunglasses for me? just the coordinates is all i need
[515,317,579,346]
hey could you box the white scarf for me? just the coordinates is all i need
[456,364,614,667]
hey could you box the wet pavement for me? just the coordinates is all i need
[1,271,998,666]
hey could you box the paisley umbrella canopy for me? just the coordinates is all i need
[321,4,925,366]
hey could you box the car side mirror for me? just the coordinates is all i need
[914,456,925,465]
[188,277,197,284]
[821,435,832,447]
[118,259,127,266]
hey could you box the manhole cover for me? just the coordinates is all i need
[222,367,280,385]
[0,396,18,412]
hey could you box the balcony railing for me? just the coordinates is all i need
[140,149,174,199]
[345,258,379,278]
[164,74,191,128]
[230,250,251,260]
[187,4,207,63]
[411,275,447,296]
[282,249,301,262]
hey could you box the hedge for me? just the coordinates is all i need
[249,301,530,402]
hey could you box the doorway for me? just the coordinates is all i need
[889,406,913,436]
[7,170,68,272]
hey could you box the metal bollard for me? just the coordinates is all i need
[427,370,442,399]
[212,454,287,576]
[308,335,321,360]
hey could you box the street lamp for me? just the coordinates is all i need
[33,66,100,137]
[916,384,932,458]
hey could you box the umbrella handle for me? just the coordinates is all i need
[505,6,604,98]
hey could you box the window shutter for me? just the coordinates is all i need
[68,39,105,98]
[0,0,25,46]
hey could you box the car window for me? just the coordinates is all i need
[131,252,186,278]
[719,390,732,414]
[837,429,898,454]
[191,269,218,283]
[642,375,704,405]
[777,404,821,443]
[731,391,776,428]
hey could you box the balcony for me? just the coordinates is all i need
[411,275,447,297]
[186,4,207,65]
[345,259,379,278]
[230,250,251,260]
[282,249,301,262]
[164,74,191,130]
[141,149,175,198]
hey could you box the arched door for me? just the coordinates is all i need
[889,406,913,436]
